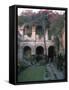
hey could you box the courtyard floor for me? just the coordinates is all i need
[18,62,64,82]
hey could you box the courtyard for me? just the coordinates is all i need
[18,61,64,82]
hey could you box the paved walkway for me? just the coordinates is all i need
[44,63,64,80]
[50,63,64,79]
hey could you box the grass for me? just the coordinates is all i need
[18,65,45,82]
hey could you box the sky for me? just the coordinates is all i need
[18,8,65,16]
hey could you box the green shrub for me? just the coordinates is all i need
[18,61,28,73]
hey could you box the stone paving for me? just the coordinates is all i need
[44,62,64,80]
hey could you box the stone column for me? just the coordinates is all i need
[45,29,48,40]
[18,47,23,61]
[32,45,35,55]
[51,35,54,40]
[31,25,36,40]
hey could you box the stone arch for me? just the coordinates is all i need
[23,42,35,55]
[36,46,44,55]
[23,46,31,56]
[48,46,55,58]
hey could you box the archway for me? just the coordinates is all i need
[48,46,55,62]
[23,46,31,57]
[36,46,44,55]
[36,46,44,62]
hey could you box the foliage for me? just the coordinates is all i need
[57,54,65,71]
[18,61,27,73]
[18,11,65,42]
[49,15,64,37]
[18,11,49,28]
[18,15,32,26]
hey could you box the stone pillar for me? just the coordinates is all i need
[44,46,46,55]
[32,45,35,55]
[51,35,54,40]
[45,29,48,40]
[31,25,36,40]
[18,47,23,61]
[46,46,48,56]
